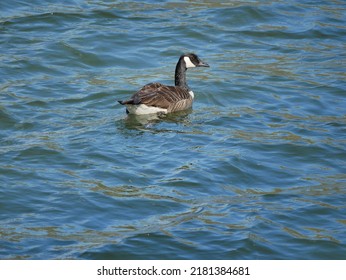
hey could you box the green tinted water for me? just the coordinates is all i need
[0,0,345,259]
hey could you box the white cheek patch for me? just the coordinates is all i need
[184,56,196,68]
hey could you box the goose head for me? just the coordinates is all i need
[182,53,210,69]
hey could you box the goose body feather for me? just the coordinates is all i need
[120,83,193,114]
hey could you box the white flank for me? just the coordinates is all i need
[184,56,196,68]
[126,104,168,115]
[189,90,194,99]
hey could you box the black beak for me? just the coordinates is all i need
[197,60,210,67]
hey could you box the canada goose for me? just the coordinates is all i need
[118,53,209,115]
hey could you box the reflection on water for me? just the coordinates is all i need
[121,109,193,131]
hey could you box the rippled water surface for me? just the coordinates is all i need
[1,0,346,259]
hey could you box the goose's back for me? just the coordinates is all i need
[128,82,193,112]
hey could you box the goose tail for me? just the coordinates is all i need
[118,99,133,105]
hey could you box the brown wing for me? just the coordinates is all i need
[127,83,191,109]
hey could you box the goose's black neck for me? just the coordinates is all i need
[175,57,188,89]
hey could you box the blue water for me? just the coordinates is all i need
[1,0,346,259]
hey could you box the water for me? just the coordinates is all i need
[1,0,346,260]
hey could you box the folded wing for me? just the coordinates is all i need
[120,83,191,109]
